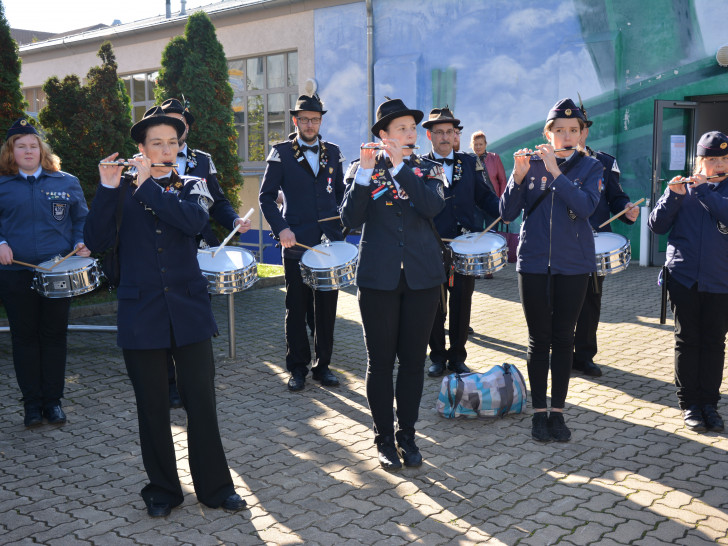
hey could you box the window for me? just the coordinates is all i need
[23,87,47,117]
[229,51,298,162]
[121,71,158,122]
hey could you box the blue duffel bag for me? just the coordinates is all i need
[436,363,528,418]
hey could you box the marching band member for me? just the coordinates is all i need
[423,107,500,377]
[157,98,251,409]
[84,108,246,517]
[341,98,446,470]
[500,98,602,443]
[0,119,89,428]
[259,94,346,392]
[648,131,728,433]
[572,106,639,378]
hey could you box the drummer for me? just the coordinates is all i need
[500,98,602,443]
[84,108,246,517]
[0,119,90,428]
[422,107,500,378]
[340,98,446,470]
[259,94,346,392]
[648,131,728,433]
[573,104,639,378]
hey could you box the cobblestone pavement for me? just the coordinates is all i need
[1,264,726,545]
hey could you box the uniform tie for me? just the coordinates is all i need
[26,175,36,184]
[300,144,319,154]
[442,157,454,166]
[177,151,186,157]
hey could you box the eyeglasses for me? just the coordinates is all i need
[297,117,322,126]
[454,130,462,136]
[431,129,455,137]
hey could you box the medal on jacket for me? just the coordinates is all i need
[326,177,333,194]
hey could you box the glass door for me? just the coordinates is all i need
[650,100,697,265]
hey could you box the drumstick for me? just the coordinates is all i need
[360,144,419,150]
[11,259,52,271]
[295,242,330,256]
[50,247,80,269]
[598,198,645,228]
[442,238,472,243]
[98,162,177,167]
[472,217,502,242]
[318,216,341,222]
[212,208,255,258]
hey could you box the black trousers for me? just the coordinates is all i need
[519,272,589,410]
[359,271,440,439]
[574,274,605,365]
[123,337,235,509]
[668,277,728,409]
[283,257,338,374]
[0,269,70,409]
[429,272,475,365]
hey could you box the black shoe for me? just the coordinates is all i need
[312,369,340,386]
[42,405,67,425]
[548,412,571,442]
[468,326,474,334]
[683,405,707,432]
[428,362,446,378]
[221,493,247,512]
[147,502,172,517]
[24,407,43,428]
[169,383,183,409]
[287,371,306,392]
[531,412,550,442]
[702,405,724,432]
[448,362,471,374]
[395,431,423,467]
[375,435,402,470]
[581,361,603,377]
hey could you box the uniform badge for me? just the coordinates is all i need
[51,202,68,222]
[267,148,281,162]
[612,160,621,174]
[329,167,333,174]
[565,108,572,116]
[528,182,534,190]
[208,157,217,175]
[567,208,577,220]
[190,179,214,211]
[437,182,444,200]
[718,220,728,234]
[722,142,728,150]
[326,178,333,194]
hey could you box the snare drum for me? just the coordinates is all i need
[300,241,358,291]
[594,232,631,275]
[449,232,508,277]
[32,256,101,298]
[197,247,258,294]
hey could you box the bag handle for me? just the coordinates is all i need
[499,363,515,417]
[446,375,466,418]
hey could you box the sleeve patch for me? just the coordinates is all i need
[208,157,217,175]
[339,151,346,163]
[267,148,281,162]
[612,159,620,174]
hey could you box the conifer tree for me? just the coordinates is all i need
[0,0,28,135]
[156,11,243,213]
[40,42,135,201]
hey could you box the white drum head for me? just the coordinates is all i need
[594,232,628,254]
[37,256,95,272]
[450,232,507,256]
[301,241,358,270]
[197,247,255,273]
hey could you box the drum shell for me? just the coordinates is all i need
[449,233,508,278]
[197,247,258,294]
[300,241,359,291]
[32,257,101,298]
[594,232,631,275]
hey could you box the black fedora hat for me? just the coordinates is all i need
[371,98,424,138]
[422,107,461,129]
[130,107,186,143]
[290,94,327,115]
[160,98,195,126]
[6,118,39,141]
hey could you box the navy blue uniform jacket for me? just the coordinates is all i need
[259,138,345,260]
[649,180,728,293]
[84,172,217,350]
[340,155,446,291]
[183,148,238,246]
[587,148,633,233]
[0,169,87,270]
[426,151,500,238]
[500,152,602,275]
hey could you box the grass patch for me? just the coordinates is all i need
[257,263,284,277]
